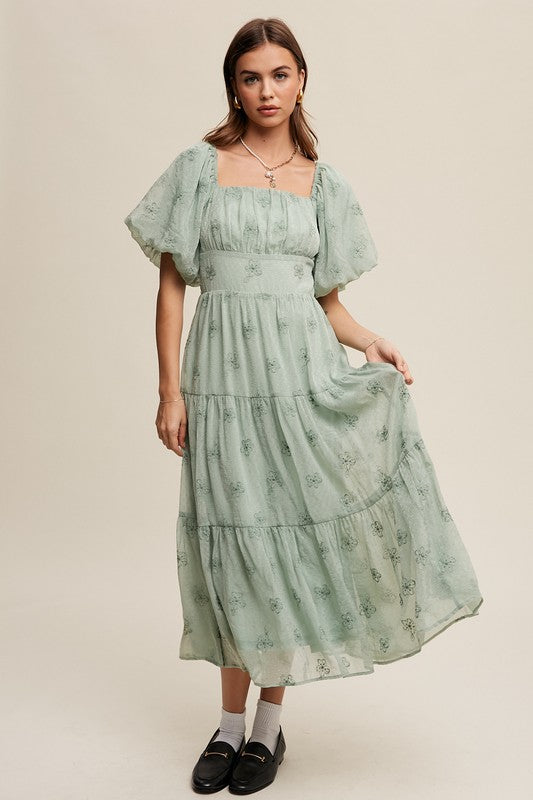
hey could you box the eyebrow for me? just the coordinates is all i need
[239,65,293,75]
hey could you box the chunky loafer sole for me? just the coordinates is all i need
[228,725,286,794]
[191,727,245,793]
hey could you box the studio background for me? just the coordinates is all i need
[1,1,531,798]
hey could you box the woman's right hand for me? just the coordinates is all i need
[155,394,188,457]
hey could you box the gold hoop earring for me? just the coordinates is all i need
[296,89,304,104]
[233,95,241,109]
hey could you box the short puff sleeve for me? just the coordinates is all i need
[312,163,378,298]
[123,142,210,285]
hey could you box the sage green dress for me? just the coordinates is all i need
[124,140,483,688]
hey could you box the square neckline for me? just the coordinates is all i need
[206,141,320,201]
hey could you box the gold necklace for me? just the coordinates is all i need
[238,136,298,189]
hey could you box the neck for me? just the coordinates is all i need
[240,125,296,163]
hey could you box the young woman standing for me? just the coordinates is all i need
[124,17,483,795]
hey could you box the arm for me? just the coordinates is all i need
[316,289,414,384]
[154,252,188,456]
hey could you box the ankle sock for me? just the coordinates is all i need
[212,705,246,752]
[248,698,282,755]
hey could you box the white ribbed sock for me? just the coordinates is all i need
[248,698,282,755]
[212,706,246,752]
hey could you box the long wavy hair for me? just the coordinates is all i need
[203,17,318,161]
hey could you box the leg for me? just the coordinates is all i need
[220,666,252,712]
[259,685,285,705]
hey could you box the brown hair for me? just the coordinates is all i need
[202,17,318,161]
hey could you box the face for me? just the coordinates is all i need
[231,42,304,129]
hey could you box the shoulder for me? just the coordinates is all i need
[315,160,353,196]
[172,139,212,167]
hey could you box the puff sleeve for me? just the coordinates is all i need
[123,142,210,285]
[312,163,378,298]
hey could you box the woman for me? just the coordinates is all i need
[124,17,483,796]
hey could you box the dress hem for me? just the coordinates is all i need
[177,594,484,688]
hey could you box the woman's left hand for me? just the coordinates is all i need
[365,337,414,384]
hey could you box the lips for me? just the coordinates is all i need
[258,106,279,110]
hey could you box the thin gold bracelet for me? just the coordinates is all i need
[364,336,384,353]
[159,397,183,404]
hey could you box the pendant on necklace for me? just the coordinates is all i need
[265,169,276,189]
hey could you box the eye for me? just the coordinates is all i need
[243,73,288,85]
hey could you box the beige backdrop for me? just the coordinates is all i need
[2,1,531,797]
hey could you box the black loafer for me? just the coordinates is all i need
[191,727,246,793]
[228,725,286,794]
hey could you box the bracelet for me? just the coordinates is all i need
[159,397,183,404]
[364,336,384,353]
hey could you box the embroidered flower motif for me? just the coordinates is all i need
[193,587,210,606]
[399,383,411,405]
[242,322,257,339]
[417,482,431,501]
[341,611,356,629]
[318,541,330,558]
[401,577,416,596]
[376,425,389,442]
[280,438,292,456]
[240,437,253,456]
[229,481,245,497]
[256,629,274,650]
[183,617,192,635]
[438,554,457,571]
[314,584,331,600]
[415,546,430,565]
[384,546,401,566]
[208,319,218,338]
[370,568,382,582]
[306,316,318,331]
[297,510,313,525]
[266,357,281,373]
[229,591,247,614]
[359,596,377,618]
[305,429,319,446]
[277,316,290,334]
[207,442,222,461]
[224,351,240,371]
[305,472,323,488]
[223,407,236,423]
[269,597,284,614]
[415,601,422,618]
[211,556,222,572]
[377,470,394,492]
[316,657,331,677]
[251,397,269,418]
[340,656,351,669]
[378,636,390,653]
[370,520,384,537]
[280,674,296,685]
[298,346,310,367]
[337,451,357,473]
[340,533,358,551]
[204,263,216,282]
[266,469,283,494]
[342,413,359,429]
[293,627,304,644]
[176,550,188,568]
[396,528,409,546]
[340,491,356,508]
[441,507,452,523]
[291,588,302,606]
[195,477,211,495]
[244,559,256,576]
[244,258,263,281]
[401,618,417,639]
[367,379,385,396]
[293,263,304,279]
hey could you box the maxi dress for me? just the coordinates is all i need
[124,140,484,688]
